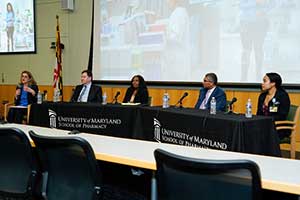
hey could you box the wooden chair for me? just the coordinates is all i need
[4,102,31,124]
[275,105,300,159]
[148,96,152,106]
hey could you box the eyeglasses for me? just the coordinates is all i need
[203,79,211,82]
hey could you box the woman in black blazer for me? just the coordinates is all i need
[257,72,290,139]
[8,70,39,123]
[123,75,149,105]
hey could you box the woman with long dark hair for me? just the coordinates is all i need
[257,72,290,139]
[123,75,149,105]
[6,2,15,52]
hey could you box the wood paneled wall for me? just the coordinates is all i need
[1,85,300,118]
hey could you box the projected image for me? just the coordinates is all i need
[95,0,300,83]
[0,0,35,53]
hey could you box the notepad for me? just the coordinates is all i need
[121,102,141,106]
[9,105,27,109]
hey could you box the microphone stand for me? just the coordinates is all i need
[112,98,119,104]
[174,93,188,108]
[228,104,233,114]
[112,92,120,104]
[179,101,183,108]
[225,104,233,114]
[174,100,183,108]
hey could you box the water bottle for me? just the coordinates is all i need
[102,92,107,105]
[37,91,42,104]
[53,90,57,102]
[162,92,169,108]
[210,97,216,114]
[53,89,60,102]
[245,98,252,118]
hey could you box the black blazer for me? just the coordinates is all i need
[123,87,149,105]
[70,84,102,103]
[15,84,39,105]
[257,88,290,121]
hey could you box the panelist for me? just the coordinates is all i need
[70,70,102,103]
[195,73,226,112]
[123,75,149,105]
[7,70,39,123]
[257,72,290,139]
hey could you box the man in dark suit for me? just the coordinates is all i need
[70,70,102,103]
[195,73,226,112]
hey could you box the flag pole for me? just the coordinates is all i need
[53,15,63,102]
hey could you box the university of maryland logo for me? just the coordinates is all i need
[48,109,57,128]
[154,118,161,143]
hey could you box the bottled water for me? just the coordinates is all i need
[53,89,60,102]
[102,92,107,105]
[37,91,42,104]
[162,92,169,108]
[166,93,170,108]
[210,97,216,114]
[245,99,252,118]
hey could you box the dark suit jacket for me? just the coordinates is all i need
[194,86,227,112]
[123,87,149,105]
[70,84,102,103]
[15,84,39,105]
[257,88,290,121]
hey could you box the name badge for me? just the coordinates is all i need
[269,106,278,113]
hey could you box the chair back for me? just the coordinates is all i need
[0,128,37,197]
[287,105,299,121]
[148,96,152,106]
[154,149,262,200]
[29,131,102,200]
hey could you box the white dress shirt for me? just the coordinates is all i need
[78,82,92,102]
[199,87,216,109]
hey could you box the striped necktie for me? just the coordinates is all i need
[200,90,211,109]
[77,85,87,102]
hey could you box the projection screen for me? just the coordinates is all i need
[0,0,36,54]
[93,0,300,84]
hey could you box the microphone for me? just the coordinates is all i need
[228,97,237,106]
[113,91,121,104]
[175,92,188,108]
[226,97,237,114]
[15,84,23,100]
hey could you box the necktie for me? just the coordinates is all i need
[200,90,210,109]
[78,85,87,102]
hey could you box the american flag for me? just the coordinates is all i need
[53,15,63,101]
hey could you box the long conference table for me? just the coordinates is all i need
[1,123,300,197]
[29,102,281,156]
